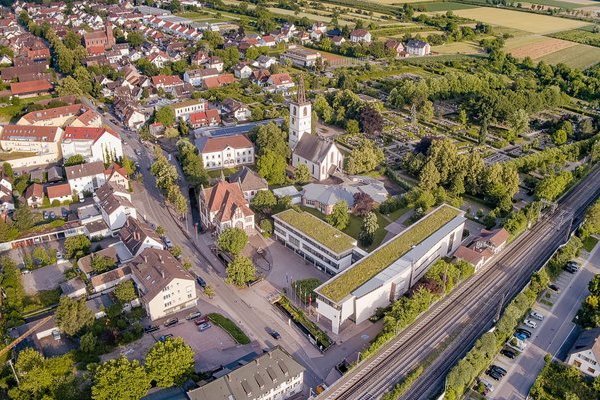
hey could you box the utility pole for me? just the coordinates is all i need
[494,292,506,323]
[7,359,19,386]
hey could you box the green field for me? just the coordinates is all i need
[549,28,600,47]
[413,1,478,11]
[538,43,600,69]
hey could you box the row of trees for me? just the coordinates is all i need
[216,228,257,287]
[177,140,209,188]
[149,148,188,215]
[313,90,384,136]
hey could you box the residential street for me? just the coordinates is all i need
[491,243,600,400]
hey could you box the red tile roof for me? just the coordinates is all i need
[10,79,53,95]
[20,104,84,124]
[46,183,72,199]
[0,125,61,142]
[202,181,253,223]
[63,126,120,143]
[151,74,183,87]
[190,109,221,126]
[268,73,293,86]
[197,134,253,153]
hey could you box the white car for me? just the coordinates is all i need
[523,319,537,329]
[530,311,544,321]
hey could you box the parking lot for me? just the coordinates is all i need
[21,260,71,295]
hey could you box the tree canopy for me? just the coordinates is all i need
[217,227,248,256]
[145,337,195,387]
[55,296,94,336]
[226,255,256,287]
[92,357,150,400]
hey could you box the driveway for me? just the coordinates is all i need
[22,261,71,295]
[489,243,600,399]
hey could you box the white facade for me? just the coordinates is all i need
[140,277,197,320]
[568,350,600,377]
[61,131,123,163]
[200,145,254,170]
[292,146,343,182]
[172,100,206,119]
[315,205,465,334]
[289,101,311,150]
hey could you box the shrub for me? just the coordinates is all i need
[207,313,250,344]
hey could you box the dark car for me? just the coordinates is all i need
[144,325,159,333]
[501,349,517,359]
[186,311,202,320]
[565,265,578,274]
[491,365,507,376]
[61,208,69,218]
[486,369,502,381]
[49,211,56,219]
[194,316,209,326]
[269,330,281,340]
[196,276,207,288]
[158,334,173,342]
[548,284,560,292]
[516,328,532,338]
[164,318,178,327]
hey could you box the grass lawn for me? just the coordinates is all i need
[23,289,61,316]
[433,41,482,54]
[207,166,242,179]
[582,236,599,252]
[0,95,53,123]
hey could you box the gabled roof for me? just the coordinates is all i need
[479,228,509,247]
[293,134,338,164]
[151,74,183,86]
[65,161,105,180]
[351,29,370,37]
[196,134,253,153]
[63,126,120,143]
[228,166,268,193]
[24,183,43,199]
[201,180,254,224]
[119,217,163,255]
[46,183,72,199]
[10,79,53,95]
[569,328,600,362]
[268,73,293,86]
[0,125,61,142]
[19,104,84,124]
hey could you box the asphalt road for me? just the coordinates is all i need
[317,165,600,400]
[491,243,600,400]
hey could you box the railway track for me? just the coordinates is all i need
[319,166,600,400]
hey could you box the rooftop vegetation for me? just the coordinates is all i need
[317,205,461,302]
[274,209,356,254]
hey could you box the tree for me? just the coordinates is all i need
[169,245,182,259]
[80,332,97,354]
[581,202,600,238]
[91,254,116,273]
[145,337,195,387]
[57,76,84,96]
[167,186,188,215]
[226,255,256,287]
[535,171,573,201]
[419,160,441,192]
[2,161,14,179]
[92,357,150,400]
[353,192,374,216]
[419,100,435,122]
[65,154,85,167]
[359,211,379,246]
[155,106,175,127]
[178,141,208,187]
[121,156,136,176]
[257,150,287,185]
[73,66,93,94]
[346,119,360,135]
[254,122,289,157]
[360,105,384,136]
[55,296,94,336]
[156,226,166,236]
[204,285,215,298]
[345,139,385,174]
[217,227,248,256]
[114,281,136,303]
[552,128,567,145]
[294,164,311,184]
[250,190,277,213]
[507,108,529,137]
[327,201,350,230]
[127,31,144,48]
[64,234,91,259]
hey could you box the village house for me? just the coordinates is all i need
[24,183,43,207]
[228,166,268,201]
[195,134,254,170]
[104,163,129,189]
[172,99,207,120]
[199,180,255,234]
[406,39,431,56]
[0,177,15,213]
[65,161,106,194]
[61,126,123,164]
[189,109,221,128]
[220,98,251,122]
[350,29,372,44]
[183,68,219,86]
[119,216,164,257]
[203,74,235,90]
[206,56,224,72]
[567,328,600,377]
[265,73,295,95]
[233,62,253,79]
[151,74,184,92]
[95,181,137,232]
[129,248,197,321]
[10,79,53,98]
[454,228,509,270]
[253,55,277,69]
[45,183,72,204]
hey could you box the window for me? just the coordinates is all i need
[164,301,172,307]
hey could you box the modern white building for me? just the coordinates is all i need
[195,134,254,170]
[129,248,197,321]
[406,39,431,56]
[567,328,600,377]
[65,161,106,194]
[61,126,123,163]
[187,346,304,400]
[172,99,207,119]
[273,209,364,275]
[314,205,465,334]
[289,80,343,181]
[281,47,322,68]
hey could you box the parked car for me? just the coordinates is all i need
[43,211,49,219]
[52,330,61,341]
[530,311,544,321]
[478,379,494,394]
[516,328,532,338]
[514,332,528,341]
[144,325,159,333]
[56,252,63,260]
[164,237,173,249]
[490,365,507,376]
[186,311,202,320]
[548,284,560,292]
[198,322,212,332]
[164,318,178,327]
[49,211,55,219]
[196,276,207,288]
[61,208,69,218]
[523,319,537,329]
[159,334,173,342]
[501,349,517,359]
[567,260,580,268]
[486,369,502,381]
[194,316,209,326]
[269,330,281,340]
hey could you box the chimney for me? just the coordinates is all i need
[256,358,259,366]
[160,270,165,279]
[143,255,147,263]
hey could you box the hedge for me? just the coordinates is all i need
[207,313,251,345]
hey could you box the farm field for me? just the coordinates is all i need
[412,1,478,11]
[432,41,481,54]
[521,0,590,8]
[537,43,600,69]
[453,7,589,34]
[506,36,576,59]
[549,28,600,47]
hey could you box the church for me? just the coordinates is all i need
[289,80,344,181]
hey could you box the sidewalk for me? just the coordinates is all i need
[490,244,600,400]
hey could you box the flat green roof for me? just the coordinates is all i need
[316,205,461,303]
[274,209,356,254]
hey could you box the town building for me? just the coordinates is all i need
[24,183,43,207]
[61,126,123,164]
[91,265,132,294]
[228,166,268,201]
[274,209,363,276]
[281,47,322,68]
[16,104,89,126]
[0,125,63,168]
[289,80,343,181]
[189,109,221,128]
[454,228,509,270]
[45,183,72,204]
[95,181,137,232]
[83,23,116,51]
[302,178,389,215]
[220,98,251,122]
[187,346,304,400]
[265,73,295,95]
[119,216,164,257]
[183,68,219,86]
[0,177,14,213]
[172,99,207,119]
[10,79,53,98]
[567,328,600,377]
[199,180,254,234]
[195,134,254,170]
[233,62,253,79]
[104,163,129,189]
[406,39,431,56]
[65,161,106,194]
[314,204,465,333]
[350,29,372,43]
[129,248,197,321]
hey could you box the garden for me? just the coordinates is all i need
[275,295,332,351]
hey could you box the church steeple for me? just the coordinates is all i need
[289,75,311,149]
